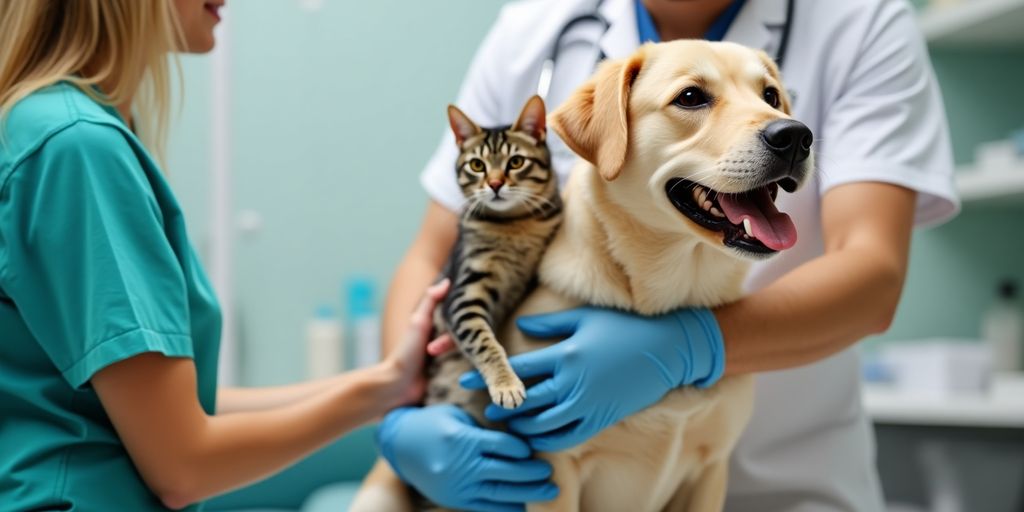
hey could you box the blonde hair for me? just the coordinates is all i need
[0,0,184,159]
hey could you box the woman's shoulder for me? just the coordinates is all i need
[0,83,140,190]
[1,83,136,187]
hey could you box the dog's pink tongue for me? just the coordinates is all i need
[717,189,798,251]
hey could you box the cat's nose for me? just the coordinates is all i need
[488,179,504,193]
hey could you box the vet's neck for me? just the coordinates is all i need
[642,0,736,41]
[540,168,748,315]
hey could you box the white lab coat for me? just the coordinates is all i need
[420,0,960,510]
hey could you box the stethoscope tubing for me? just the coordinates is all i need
[537,0,794,99]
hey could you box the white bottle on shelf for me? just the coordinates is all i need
[346,277,381,369]
[307,305,344,380]
[982,279,1023,373]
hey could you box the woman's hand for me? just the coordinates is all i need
[461,307,725,452]
[379,279,452,409]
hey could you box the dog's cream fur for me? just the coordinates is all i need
[351,40,810,512]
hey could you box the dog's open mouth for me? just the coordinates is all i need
[666,178,798,254]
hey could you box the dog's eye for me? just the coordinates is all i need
[468,159,486,172]
[507,155,525,170]
[763,87,781,109]
[673,87,711,109]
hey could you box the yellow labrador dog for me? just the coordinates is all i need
[352,40,813,512]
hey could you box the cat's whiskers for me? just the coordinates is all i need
[516,196,545,215]
[463,191,489,219]
[505,188,554,215]
[521,191,558,209]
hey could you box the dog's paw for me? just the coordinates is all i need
[489,378,527,409]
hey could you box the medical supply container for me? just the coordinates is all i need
[982,279,1023,373]
[346,277,381,369]
[306,305,344,379]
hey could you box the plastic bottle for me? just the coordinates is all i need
[981,279,1023,373]
[346,277,381,369]
[307,305,344,380]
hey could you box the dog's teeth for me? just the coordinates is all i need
[692,186,703,202]
[699,190,708,205]
[703,200,714,211]
[742,218,753,237]
[710,207,724,217]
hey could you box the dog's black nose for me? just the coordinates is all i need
[761,119,813,164]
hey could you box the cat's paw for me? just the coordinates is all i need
[489,379,527,409]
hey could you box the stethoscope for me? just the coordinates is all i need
[537,0,796,100]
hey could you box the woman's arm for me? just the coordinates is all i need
[96,357,397,509]
[717,181,916,375]
[381,201,459,356]
[216,378,347,414]
[92,281,448,510]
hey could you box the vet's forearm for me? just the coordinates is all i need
[716,248,904,375]
[167,366,397,507]
[95,355,406,510]
[216,376,345,414]
[715,182,916,376]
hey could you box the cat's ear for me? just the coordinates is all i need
[512,95,546,142]
[448,105,481,146]
[549,50,644,181]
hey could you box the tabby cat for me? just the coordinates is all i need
[430,95,562,409]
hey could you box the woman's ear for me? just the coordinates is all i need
[549,51,644,181]
[448,105,481,146]
[512,95,547,142]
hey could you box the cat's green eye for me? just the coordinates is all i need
[507,155,525,170]
[468,159,485,172]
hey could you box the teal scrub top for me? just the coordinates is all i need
[0,82,222,511]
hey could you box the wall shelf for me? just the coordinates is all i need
[919,0,1024,47]
[863,374,1024,428]
[955,164,1024,205]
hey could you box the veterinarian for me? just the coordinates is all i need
[376,0,959,510]
[0,2,448,510]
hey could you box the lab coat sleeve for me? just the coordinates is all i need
[419,8,516,213]
[817,0,959,227]
[0,122,194,388]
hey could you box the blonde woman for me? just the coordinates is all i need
[0,1,450,510]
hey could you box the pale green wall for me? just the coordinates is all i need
[169,1,506,385]
[167,55,212,253]
[166,3,1024,384]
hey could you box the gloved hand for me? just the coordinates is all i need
[376,404,559,512]
[461,307,725,452]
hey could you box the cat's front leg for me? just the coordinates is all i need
[453,315,526,409]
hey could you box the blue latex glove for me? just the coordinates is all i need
[460,307,724,452]
[376,404,559,512]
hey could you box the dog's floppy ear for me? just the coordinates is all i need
[550,51,644,181]
[758,51,793,115]
[512,95,547,142]
[448,105,481,146]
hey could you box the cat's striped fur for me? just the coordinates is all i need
[429,96,562,409]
